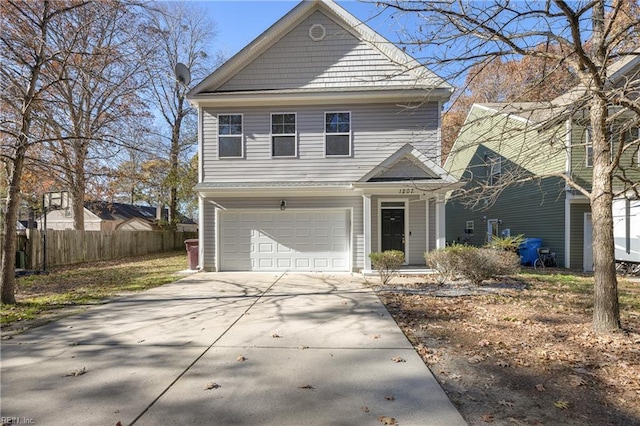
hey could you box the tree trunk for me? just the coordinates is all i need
[72,145,86,230]
[590,96,621,333]
[587,0,621,333]
[168,94,184,229]
[2,0,50,304]
[0,149,25,304]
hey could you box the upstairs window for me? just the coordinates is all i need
[487,155,501,185]
[218,114,243,158]
[271,113,297,157]
[325,112,351,156]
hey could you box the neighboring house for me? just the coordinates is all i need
[444,55,640,272]
[44,201,198,232]
[187,0,458,272]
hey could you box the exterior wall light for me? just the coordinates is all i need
[280,200,286,211]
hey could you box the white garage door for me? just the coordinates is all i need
[219,209,350,271]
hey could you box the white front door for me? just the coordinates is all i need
[219,209,350,272]
[583,213,593,272]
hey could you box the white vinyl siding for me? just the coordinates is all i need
[202,200,217,271]
[201,103,440,183]
[216,11,424,92]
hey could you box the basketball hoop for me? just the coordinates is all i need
[44,191,69,211]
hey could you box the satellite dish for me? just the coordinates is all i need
[175,63,191,86]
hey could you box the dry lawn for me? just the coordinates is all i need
[377,271,640,426]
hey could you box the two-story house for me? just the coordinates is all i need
[187,0,458,272]
[444,53,640,272]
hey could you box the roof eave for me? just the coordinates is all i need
[188,87,453,107]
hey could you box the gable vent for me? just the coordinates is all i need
[309,23,326,41]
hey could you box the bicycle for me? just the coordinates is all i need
[534,247,557,269]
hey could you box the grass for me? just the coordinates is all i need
[521,269,640,313]
[1,251,188,326]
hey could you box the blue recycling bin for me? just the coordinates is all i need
[518,238,542,266]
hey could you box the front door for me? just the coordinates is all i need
[381,208,405,252]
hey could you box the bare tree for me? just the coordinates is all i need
[44,1,150,230]
[0,0,89,304]
[141,2,218,227]
[376,0,640,332]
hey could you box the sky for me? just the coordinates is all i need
[192,0,405,60]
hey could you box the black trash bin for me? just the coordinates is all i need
[184,239,199,270]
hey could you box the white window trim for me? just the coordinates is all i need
[465,220,475,235]
[324,111,352,157]
[270,112,297,158]
[217,113,244,159]
[377,198,409,265]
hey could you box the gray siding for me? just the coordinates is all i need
[217,11,420,92]
[408,198,426,264]
[202,103,440,183]
[202,200,216,271]
[201,196,363,271]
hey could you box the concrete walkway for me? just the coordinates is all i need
[1,272,466,426]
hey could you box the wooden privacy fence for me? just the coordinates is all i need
[23,230,197,269]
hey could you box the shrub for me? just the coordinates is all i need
[425,245,520,285]
[369,250,405,286]
[425,243,471,284]
[458,248,520,285]
[486,234,525,252]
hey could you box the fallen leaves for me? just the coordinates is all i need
[377,277,640,426]
[468,354,484,364]
[481,412,495,422]
[204,382,220,390]
[566,374,587,387]
[390,356,406,363]
[377,415,397,425]
[64,367,87,377]
[297,384,314,390]
[554,400,570,410]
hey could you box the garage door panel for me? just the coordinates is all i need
[220,209,349,272]
[295,228,310,237]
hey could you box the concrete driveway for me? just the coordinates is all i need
[1,272,465,426]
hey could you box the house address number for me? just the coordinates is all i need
[398,188,416,194]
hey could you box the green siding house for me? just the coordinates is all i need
[444,55,640,272]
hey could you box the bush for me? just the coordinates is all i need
[458,248,519,284]
[425,245,520,285]
[486,234,525,252]
[425,243,470,284]
[369,250,405,286]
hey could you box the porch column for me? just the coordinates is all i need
[363,194,372,271]
[435,196,446,249]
